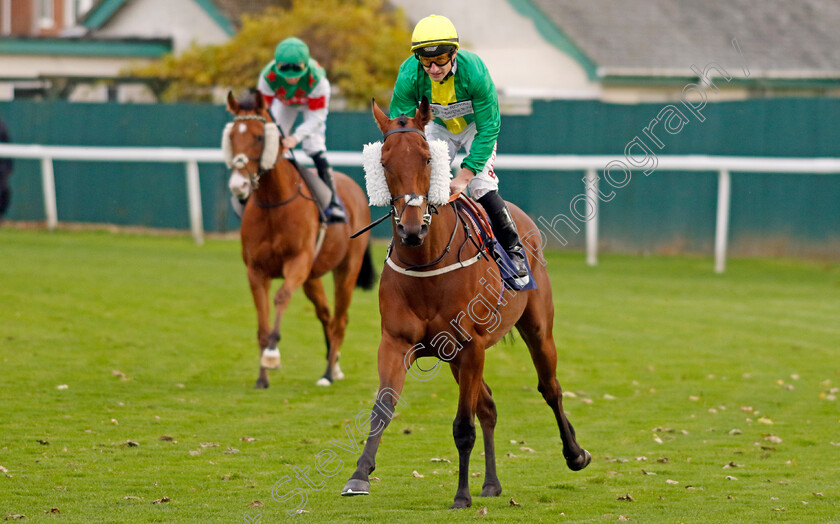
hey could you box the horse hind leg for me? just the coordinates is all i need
[303,278,335,386]
[477,381,502,497]
[516,309,591,472]
[322,254,365,383]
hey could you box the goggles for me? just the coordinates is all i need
[415,52,453,68]
[278,62,305,73]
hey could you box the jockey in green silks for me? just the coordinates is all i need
[389,15,528,277]
[230,36,345,222]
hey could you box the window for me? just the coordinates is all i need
[39,0,55,29]
[76,0,95,18]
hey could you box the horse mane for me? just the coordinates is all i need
[397,115,409,127]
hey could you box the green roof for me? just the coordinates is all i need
[0,38,172,58]
[83,0,235,36]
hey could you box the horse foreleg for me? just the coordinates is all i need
[516,310,591,471]
[450,352,484,509]
[448,366,501,498]
[302,278,334,386]
[248,269,272,389]
[342,333,409,497]
[265,254,312,357]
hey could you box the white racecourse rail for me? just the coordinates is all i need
[1,143,839,273]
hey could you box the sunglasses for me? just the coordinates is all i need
[416,53,453,68]
[278,63,305,73]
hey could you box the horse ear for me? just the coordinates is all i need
[226,91,238,113]
[372,98,390,133]
[415,96,431,129]
[254,91,265,111]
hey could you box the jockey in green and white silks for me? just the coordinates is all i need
[257,42,330,157]
[388,15,528,278]
[229,36,345,222]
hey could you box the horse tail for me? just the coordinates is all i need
[355,243,377,290]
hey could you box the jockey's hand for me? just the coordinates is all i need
[449,168,475,196]
[282,136,299,152]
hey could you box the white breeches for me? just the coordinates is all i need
[270,100,326,156]
[425,122,499,200]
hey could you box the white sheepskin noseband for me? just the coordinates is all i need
[362,139,452,207]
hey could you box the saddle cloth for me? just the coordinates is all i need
[456,196,537,292]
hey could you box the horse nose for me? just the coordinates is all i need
[397,222,428,246]
[228,171,251,199]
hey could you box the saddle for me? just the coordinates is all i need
[286,157,345,224]
[454,195,536,292]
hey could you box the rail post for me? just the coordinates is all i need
[185,159,204,245]
[714,169,731,274]
[40,156,58,230]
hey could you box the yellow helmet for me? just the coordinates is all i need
[410,15,459,54]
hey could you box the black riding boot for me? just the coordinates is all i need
[311,152,347,223]
[478,191,529,278]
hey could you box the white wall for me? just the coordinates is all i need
[389,0,600,100]
[94,0,229,53]
[0,55,158,78]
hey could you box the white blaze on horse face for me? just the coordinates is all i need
[238,123,247,134]
[228,171,251,199]
[405,195,425,207]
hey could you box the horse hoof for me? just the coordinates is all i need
[261,348,281,369]
[567,449,592,471]
[341,479,370,496]
[449,499,471,509]
[333,363,345,380]
[254,380,269,389]
[316,377,332,387]
[479,483,502,497]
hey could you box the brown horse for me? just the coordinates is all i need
[341,99,590,508]
[224,92,375,388]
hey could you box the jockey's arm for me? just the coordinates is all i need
[256,75,276,116]
[460,63,500,175]
[389,59,421,118]
[292,77,330,144]
[449,167,475,196]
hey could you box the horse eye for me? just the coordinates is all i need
[255,135,264,142]
[426,158,431,165]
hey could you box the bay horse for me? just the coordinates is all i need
[224,92,375,388]
[341,98,590,508]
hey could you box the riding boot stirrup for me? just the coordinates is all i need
[312,152,347,224]
[488,204,529,278]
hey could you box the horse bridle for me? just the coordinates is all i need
[229,114,271,189]
[227,113,317,210]
[382,126,439,228]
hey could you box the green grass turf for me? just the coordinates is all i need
[1,227,838,522]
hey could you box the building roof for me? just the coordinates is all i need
[519,0,840,80]
[82,0,290,35]
[0,36,172,58]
